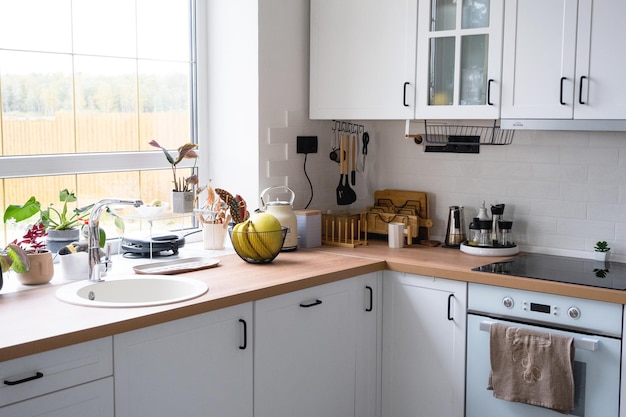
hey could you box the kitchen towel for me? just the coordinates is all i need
[487,323,575,414]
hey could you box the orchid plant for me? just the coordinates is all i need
[149,140,199,192]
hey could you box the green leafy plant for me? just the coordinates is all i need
[149,140,199,192]
[3,190,92,231]
[594,241,610,252]
[0,244,29,274]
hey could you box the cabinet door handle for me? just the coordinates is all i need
[487,79,494,105]
[365,285,373,312]
[447,294,454,321]
[403,82,410,107]
[579,76,587,104]
[299,299,322,308]
[4,372,44,386]
[560,76,567,105]
[238,319,247,350]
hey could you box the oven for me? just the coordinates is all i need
[466,283,623,417]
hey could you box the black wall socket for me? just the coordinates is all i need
[297,136,318,154]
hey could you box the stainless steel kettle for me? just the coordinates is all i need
[445,205,466,247]
[260,186,298,251]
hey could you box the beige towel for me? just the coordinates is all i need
[487,323,575,414]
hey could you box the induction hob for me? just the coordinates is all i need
[473,252,626,290]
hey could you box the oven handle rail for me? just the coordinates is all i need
[479,321,600,352]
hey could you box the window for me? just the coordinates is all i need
[0,0,197,243]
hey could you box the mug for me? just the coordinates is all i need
[388,222,405,249]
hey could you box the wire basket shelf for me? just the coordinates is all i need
[423,120,514,145]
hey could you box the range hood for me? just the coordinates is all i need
[500,118,626,131]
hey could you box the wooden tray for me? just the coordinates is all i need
[133,257,220,275]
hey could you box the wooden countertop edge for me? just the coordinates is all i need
[0,255,384,361]
[3,242,626,361]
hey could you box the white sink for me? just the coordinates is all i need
[55,275,209,308]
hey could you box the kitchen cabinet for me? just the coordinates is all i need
[0,336,112,415]
[309,0,418,120]
[114,303,253,417]
[501,0,626,123]
[381,271,466,417]
[254,272,380,417]
[415,0,504,119]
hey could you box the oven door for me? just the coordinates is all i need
[466,314,621,417]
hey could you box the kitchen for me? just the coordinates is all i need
[2,0,626,416]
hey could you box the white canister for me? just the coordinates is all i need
[388,222,405,249]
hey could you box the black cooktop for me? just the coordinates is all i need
[473,253,626,290]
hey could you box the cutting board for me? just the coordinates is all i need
[362,189,434,243]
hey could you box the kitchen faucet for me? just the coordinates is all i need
[88,198,143,281]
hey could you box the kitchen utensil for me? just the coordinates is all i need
[444,205,466,247]
[388,222,405,248]
[351,134,357,186]
[260,186,298,250]
[336,135,348,205]
[343,137,357,204]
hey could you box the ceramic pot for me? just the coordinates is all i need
[202,223,227,250]
[172,191,194,213]
[594,251,610,262]
[46,228,80,257]
[17,250,54,285]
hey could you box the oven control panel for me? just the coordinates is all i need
[469,283,623,336]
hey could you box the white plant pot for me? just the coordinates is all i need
[594,251,610,262]
[172,191,194,213]
[202,223,227,250]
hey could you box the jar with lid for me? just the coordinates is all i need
[478,220,492,247]
[498,220,513,246]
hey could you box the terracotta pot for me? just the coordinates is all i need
[17,251,54,285]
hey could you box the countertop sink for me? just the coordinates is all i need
[55,275,209,308]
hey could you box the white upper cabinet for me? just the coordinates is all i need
[309,0,418,120]
[501,0,626,124]
[415,0,504,119]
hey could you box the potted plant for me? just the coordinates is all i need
[149,140,199,213]
[594,240,611,261]
[10,222,54,285]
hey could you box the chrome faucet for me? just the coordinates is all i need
[88,198,143,281]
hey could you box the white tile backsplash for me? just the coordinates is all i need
[369,120,626,260]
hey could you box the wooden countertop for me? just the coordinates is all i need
[2,241,625,362]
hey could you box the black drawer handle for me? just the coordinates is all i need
[447,294,454,321]
[579,76,587,104]
[403,82,410,107]
[299,299,322,308]
[238,319,247,350]
[560,76,567,105]
[4,372,44,386]
[487,79,494,105]
[365,285,373,312]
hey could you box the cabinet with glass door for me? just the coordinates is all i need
[415,0,504,119]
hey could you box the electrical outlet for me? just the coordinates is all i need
[297,136,318,154]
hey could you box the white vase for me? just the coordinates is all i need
[594,251,610,261]
[202,223,227,250]
[172,191,194,213]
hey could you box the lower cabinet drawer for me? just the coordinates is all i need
[0,376,113,417]
[0,337,112,407]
